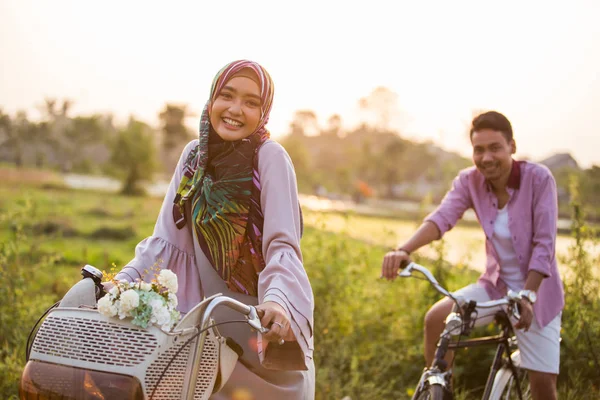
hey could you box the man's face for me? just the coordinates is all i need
[471,129,515,181]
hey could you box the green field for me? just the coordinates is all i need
[1,169,598,399]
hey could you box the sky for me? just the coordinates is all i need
[1,0,599,167]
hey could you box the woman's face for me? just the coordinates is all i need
[210,76,262,141]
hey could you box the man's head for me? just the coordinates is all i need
[470,111,516,183]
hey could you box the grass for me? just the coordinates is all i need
[1,167,598,399]
[303,209,585,274]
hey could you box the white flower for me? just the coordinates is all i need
[167,292,178,308]
[148,296,170,326]
[157,269,178,293]
[99,273,179,331]
[98,296,118,317]
[154,306,171,326]
[118,290,140,317]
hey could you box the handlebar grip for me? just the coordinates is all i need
[253,307,284,345]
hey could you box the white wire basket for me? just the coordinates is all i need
[21,278,256,400]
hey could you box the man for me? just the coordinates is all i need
[381,111,563,400]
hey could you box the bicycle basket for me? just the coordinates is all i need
[22,295,239,400]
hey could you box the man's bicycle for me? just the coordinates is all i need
[20,265,275,399]
[399,262,531,400]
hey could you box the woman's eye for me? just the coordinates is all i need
[247,100,260,108]
[220,93,232,100]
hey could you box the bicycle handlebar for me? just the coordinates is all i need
[399,262,523,317]
[199,296,269,334]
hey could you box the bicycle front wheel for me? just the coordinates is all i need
[414,383,446,400]
[489,366,531,400]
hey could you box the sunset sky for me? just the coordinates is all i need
[1,0,599,167]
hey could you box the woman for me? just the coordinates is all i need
[115,60,314,399]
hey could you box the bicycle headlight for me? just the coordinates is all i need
[20,360,144,400]
[443,312,463,336]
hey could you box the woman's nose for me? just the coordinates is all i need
[228,100,242,115]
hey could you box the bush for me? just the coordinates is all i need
[89,225,136,240]
[0,202,57,397]
[557,176,600,398]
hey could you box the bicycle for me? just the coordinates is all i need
[20,265,276,400]
[399,262,531,400]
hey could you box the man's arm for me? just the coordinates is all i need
[528,171,559,278]
[397,221,441,254]
[515,170,558,330]
[381,171,473,280]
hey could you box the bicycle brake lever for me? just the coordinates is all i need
[247,307,269,334]
[398,263,414,277]
[506,290,522,321]
[512,305,521,322]
[247,307,285,345]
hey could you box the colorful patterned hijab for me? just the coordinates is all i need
[172,60,274,296]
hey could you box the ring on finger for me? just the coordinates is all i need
[273,321,284,329]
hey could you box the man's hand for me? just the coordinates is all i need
[381,249,410,281]
[514,298,534,331]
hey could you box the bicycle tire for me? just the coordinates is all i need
[489,365,531,400]
[414,383,445,400]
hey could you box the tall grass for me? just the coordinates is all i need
[0,177,598,398]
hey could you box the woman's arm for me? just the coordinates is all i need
[256,141,314,370]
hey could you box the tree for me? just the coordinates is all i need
[323,114,343,137]
[158,104,194,176]
[358,86,403,131]
[280,134,313,192]
[11,111,36,167]
[108,118,157,196]
[290,110,319,137]
[380,137,408,197]
[0,109,12,149]
[159,104,193,150]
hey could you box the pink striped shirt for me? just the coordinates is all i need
[425,160,564,328]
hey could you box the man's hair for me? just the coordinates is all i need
[470,111,513,142]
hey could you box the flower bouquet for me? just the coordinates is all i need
[97,269,180,332]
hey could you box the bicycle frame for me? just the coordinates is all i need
[402,263,527,400]
[443,314,525,400]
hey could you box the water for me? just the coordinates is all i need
[63,174,587,272]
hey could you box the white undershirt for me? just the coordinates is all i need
[492,205,525,291]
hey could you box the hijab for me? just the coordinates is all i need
[173,60,274,296]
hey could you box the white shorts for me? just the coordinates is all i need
[452,283,561,374]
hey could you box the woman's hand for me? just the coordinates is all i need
[256,301,296,343]
[102,281,115,293]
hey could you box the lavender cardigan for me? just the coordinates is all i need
[117,140,315,399]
